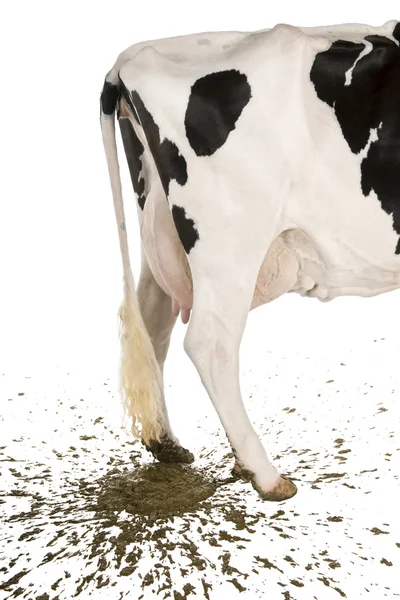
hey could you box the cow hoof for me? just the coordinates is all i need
[252,475,298,502]
[231,463,297,501]
[142,436,195,464]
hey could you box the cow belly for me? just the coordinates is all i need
[141,191,299,317]
[142,214,400,321]
[264,229,400,303]
[142,186,400,318]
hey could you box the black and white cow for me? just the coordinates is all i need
[100,21,400,502]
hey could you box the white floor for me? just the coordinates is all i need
[1,291,399,600]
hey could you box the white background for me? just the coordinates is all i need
[1,3,400,598]
[1,0,399,379]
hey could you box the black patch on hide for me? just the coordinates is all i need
[118,117,146,210]
[130,90,188,196]
[100,80,119,115]
[171,205,199,254]
[184,69,252,156]
[310,29,400,254]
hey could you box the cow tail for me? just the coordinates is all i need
[100,74,164,445]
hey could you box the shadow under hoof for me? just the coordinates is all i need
[98,463,216,517]
[142,436,195,464]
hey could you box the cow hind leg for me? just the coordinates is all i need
[184,249,297,501]
[137,255,194,464]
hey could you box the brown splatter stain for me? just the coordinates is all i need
[370,527,389,535]
[97,463,216,518]
[254,556,283,574]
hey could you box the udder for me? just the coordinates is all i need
[141,205,323,323]
[142,211,400,323]
[140,186,193,323]
[141,195,303,321]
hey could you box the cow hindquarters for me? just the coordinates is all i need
[137,252,194,463]
[184,234,297,501]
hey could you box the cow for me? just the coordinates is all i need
[100,20,400,502]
